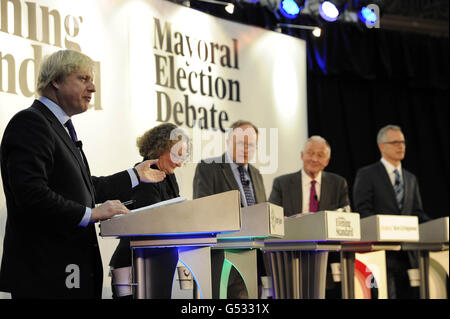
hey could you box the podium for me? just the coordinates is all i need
[213,202,284,299]
[263,211,361,299]
[342,214,419,299]
[100,190,241,299]
[402,217,449,298]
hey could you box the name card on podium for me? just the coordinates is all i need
[360,214,419,242]
[218,202,284,239]
[419,217,449,243]
[268,211,361,242]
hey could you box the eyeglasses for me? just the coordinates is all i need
[383,140,406,146]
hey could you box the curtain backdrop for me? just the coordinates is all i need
[186,2,449,219]
[304,23,449,218]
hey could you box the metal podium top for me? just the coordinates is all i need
[218,202,284,240]
[419,217,449,243]
[266,210,361,242]
[263,211,361,251]
[402,217,449,252]
[215,202,284,249]
[100,190,241,237]
[359,214,419,242]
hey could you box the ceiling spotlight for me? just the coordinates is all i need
[312,27,322,37]
[279,0,305,20]
[319,1,340,22]
[359,5,378,25]
[225,3,235,14]
[277,23,321,37]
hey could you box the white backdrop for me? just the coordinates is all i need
[0,0,307,298]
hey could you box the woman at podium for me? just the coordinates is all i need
[109,123,190,298]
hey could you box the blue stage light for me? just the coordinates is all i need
[359,6,377,24]
[319,1,340,22]
[279,0,302,19]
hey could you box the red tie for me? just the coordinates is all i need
[309,180,319,212]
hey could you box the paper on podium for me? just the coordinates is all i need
[112,197,187,219]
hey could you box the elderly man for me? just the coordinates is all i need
[193,120,266,298]
[193,120,266,205]
[353,125,430,299]
[0,50,165,299]
[269,136,350,216]
[269,135,350,298]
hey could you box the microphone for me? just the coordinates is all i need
[75,140,83,148]
[314,195,318,201]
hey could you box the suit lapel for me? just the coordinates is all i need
[248,164,264,203]
[318,172,328,211]
[376,161,400,211]
[32,101,95,199]
[401,168,410,214]
[291,171,303,213]
[220,154,240,191]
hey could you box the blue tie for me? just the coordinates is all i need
[238,165,256,206]
[394,169,404,210]
[64,119,78,145]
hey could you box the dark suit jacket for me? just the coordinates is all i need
[269,170,350,217]
[353,161,429,223]
[0,100,132,298]
[193,153,266,203]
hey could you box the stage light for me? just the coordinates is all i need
[279,0,303,19]
[319,1,340,22]
[225,3,235,14]
[312,27,321,37]
[359,6,378,25]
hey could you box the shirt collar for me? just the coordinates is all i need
[225,150,249,171]
[301,169,322,185]
[38,96,70,126]
[380,157,402,174]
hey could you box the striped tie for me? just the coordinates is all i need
[238,165,256,206]
[394,169,404,210]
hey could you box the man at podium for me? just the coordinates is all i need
[0,50,165,299]
[269,135,350,298]
[193,120,267,298]
[353,124,430,299]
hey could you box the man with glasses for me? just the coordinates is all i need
[193,120,266,298]
[353,124,430,299]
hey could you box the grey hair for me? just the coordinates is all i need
[303,135,331,157]
[377,125,402,144]
[37,50,95,95]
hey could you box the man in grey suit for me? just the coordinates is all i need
[193,120,266,298]
[269,136,350,216]
[269,135,350,298]
[193,120,266,205]
[353,125,430,299]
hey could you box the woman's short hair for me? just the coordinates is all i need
[37,50,95,95]
[137,123,189,160]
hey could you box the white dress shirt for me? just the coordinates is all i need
[380,157,403,186]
